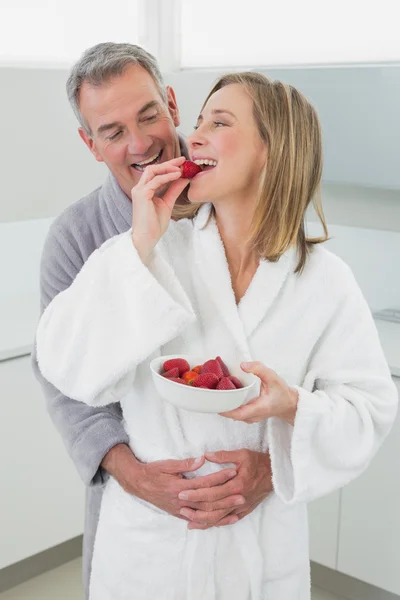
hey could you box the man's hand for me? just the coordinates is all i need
[177,449,273,530]
[101,444,242,524]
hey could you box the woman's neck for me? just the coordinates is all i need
[214,200,259,300]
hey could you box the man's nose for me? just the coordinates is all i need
[127,129,152,156]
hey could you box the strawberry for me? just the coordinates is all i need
[182,370,199,385]
[200,359,224,380]
[181,160,202,179]
[216,356,230,377]
[229,376,243,389]
[168,377,188,385]
[163,358,190,377]
[192,373,219,389]
[216,377,236,390]
[162,368,180,379]
[192,365,202,374]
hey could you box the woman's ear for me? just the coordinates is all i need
[166,86,180,127]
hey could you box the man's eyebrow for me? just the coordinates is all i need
[96,101,160,135]
[97,121,123,136]
[138,100,160,115]
[197,108,237,122]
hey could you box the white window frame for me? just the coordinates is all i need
[138,0,182,73]
[2,1,399,71]
[150,0,400,74]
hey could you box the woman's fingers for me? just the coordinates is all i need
[133,172,182,199]
[161,177,190,211]
[219,396,267,422]
[140,157,185,184]
[241,361,276,384]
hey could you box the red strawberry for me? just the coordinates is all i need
[200,359,224,379]
[163,358,190,377]
[216,356,230,377]
[168,377,188,385]
[181,160,202,179]
[229,376,243,389]
[182,370,199,385]
[216,377,236,390]
[162,368,180,379]
[192,373,219,389]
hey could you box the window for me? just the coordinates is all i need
[179,0,400,68]
[0,0,144,65]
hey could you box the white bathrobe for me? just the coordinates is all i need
[36,204,398,600]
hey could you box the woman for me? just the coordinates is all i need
[36,73,397,599]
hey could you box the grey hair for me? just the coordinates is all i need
[66,42,167,135]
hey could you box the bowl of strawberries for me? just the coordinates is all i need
[150,354,257,413]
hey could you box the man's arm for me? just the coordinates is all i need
[33,220,268,527]
[31,222,131,486]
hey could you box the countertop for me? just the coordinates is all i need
[374,318,400,378]
[0,295,40,361]
[1,296,399,379]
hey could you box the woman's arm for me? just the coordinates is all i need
[32,224,130,486]
[36,230,196,406]
[221,265,398,505]
[36,159,193,407]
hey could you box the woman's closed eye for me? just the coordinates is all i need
[193,121,227,130]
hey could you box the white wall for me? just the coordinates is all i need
[0,66,105,223]
[1,65,399,332]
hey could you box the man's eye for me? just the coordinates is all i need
[143,114,157,123]
[109,131,122,140]
[214,121,226,127]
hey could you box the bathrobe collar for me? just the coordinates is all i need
[193,203,297,346]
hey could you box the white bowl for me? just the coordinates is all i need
[150,354,258,414]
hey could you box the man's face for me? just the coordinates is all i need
[78,64,181,198]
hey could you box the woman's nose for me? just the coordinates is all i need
[187,129,205,149]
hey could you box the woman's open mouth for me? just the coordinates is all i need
[131,149,163,172]
[193,158,217,176]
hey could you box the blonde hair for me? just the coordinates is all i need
[173,72,328,273]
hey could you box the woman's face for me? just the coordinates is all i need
[187,84,267,206]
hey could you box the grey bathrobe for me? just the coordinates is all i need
[32,170,144,597]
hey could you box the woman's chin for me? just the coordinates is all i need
[187,191,209,204]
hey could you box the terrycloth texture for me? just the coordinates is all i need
[36,204,398,599]
[31,137,189,598]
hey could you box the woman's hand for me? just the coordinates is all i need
[220,361,299,425]
[131,156,189,263]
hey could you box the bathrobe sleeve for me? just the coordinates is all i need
[36,230,196,406]
[268,264,398,505]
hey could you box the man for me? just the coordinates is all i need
[32,42,273,597]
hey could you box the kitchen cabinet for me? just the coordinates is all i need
[308,491,340,569]
[336,376,400,595]
[0,355,85,569]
